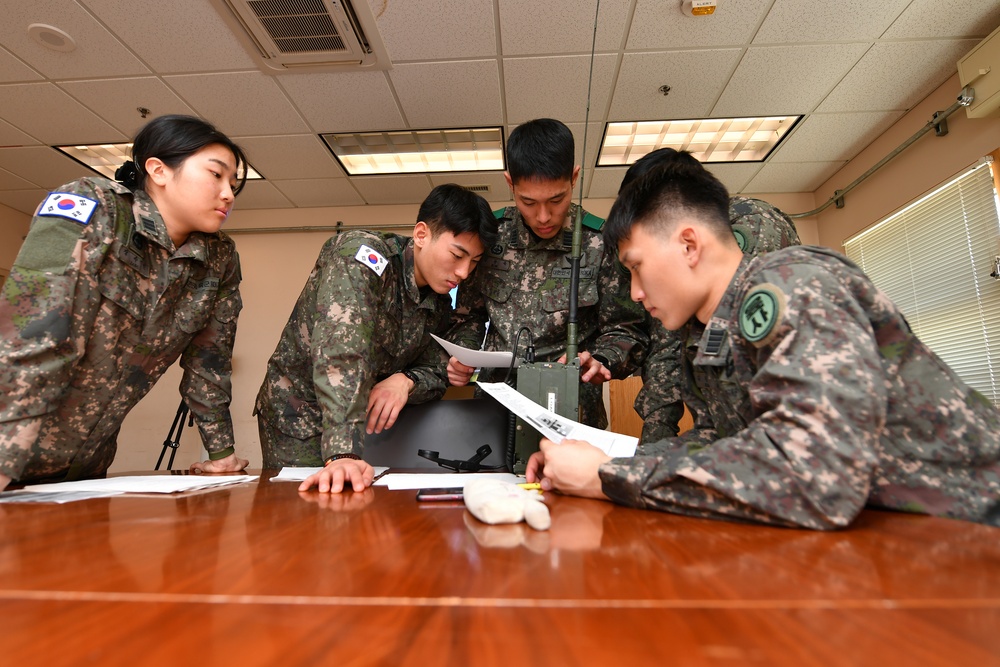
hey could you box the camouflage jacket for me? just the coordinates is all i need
[254,231,451,461]
[0,177,242,483]
[603,246,1000,529]
[635,197,801,443]
[449,204,647,428]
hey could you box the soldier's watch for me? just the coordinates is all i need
[401,369,420,388]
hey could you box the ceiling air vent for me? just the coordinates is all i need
[467,184,490,194]
[210,0,391,72]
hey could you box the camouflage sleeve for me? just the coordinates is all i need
[179,246,242,454]
[311,245,387,459]
[447,271,489,352]
[403,329,449,404]
[599,264,887,530]
[634,317,684,443]
[588,245,649,378]
[0,181,114,479]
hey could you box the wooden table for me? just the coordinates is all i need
[2,470,998,666]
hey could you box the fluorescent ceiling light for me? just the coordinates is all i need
[54,143,263,180]
[597,116,801,165]
[321,128,505,175]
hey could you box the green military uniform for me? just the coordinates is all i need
[635,197,801,443]
[602,246,1000,529]
[0,177,242,483]
[449,203,647,429]
[255,230,451,466]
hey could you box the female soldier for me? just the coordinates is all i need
[0,114,250,491]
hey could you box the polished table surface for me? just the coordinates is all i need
[2,470,998,666]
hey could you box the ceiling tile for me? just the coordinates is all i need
[817,40,980,113]
[882,0,1000,39]
[80,0,257,72]
[770,111,898,163]
[0,188,48,216]
[391,61,503,127]
[232,181,293,210]
[236,135,346,181]
[59,77,197,138]
[0,118,41,147]
[370,0,496,60]
[0,146,93,189]
[0,166,37,191]
[744,160,845,194]
[0,0,149,78]
[352,175,435,204]
[164,72,309,136]
[272,179,364,207]
[754,0,912,43]
[610,50,743,120]
[0,83,125,145]
[713,44,869,117]
[627,0,771,49]
[278,71,404,133]
[504,55,617,125]
[706,162,769,195]
[0,46,43,83]
[499,0,632,55]
[587,166,628,199]
[428,172,512,204]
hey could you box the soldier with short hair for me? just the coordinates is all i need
[255,184,498,493]
[624,149,802,444]
[0,115,251,491]
[527,159,1000,529]
[447,118,647,428]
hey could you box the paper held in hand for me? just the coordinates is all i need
[476,381,637,458]
[431,334,520,369]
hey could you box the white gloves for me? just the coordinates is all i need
[463,478,550,531]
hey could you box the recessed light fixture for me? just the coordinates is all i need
[321,127,505,175]
[598,115,801,165]
[53,143,263,181]
[27,23,77,53]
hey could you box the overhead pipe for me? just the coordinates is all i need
[787,87,975,219]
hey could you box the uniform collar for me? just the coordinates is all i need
[401,238,440,309]
[130,189,210,262]
[692,255,754,364]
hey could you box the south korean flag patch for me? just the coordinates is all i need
[38,192,99,226]
[355,244,388,276]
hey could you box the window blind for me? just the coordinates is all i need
[844,161,1000,407]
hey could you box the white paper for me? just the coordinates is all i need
[0,490,123,504]
[373,471,523,490]
[17,474,259,495]
[430,333,519,369]
[271,466,389,482]
[476,381,637,458]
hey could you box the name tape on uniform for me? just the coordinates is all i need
[38,192,98,226]
[355,244,388,276]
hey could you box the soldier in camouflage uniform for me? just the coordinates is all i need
[447,119,647,428]
[0,115,250,491]
[527,160,1000,529]
[256,184,497,493]
[619,149,801,443]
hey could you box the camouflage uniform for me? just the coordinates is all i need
[635,197,801,443]
[602,246,1000,528]
[0,177,242,484]
[254,231,451,467]
[449,204,647,428]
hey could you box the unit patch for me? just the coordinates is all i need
[739,284,784,345]
[355,244,388,276]
[38,192,98,225]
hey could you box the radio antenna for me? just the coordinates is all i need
[565,0,601,362]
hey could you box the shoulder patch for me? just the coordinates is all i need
[731,225,751,253]
[37,192,99,226]
[355,244,388,276]
[582,212,604,231]
[739,284,785,345]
